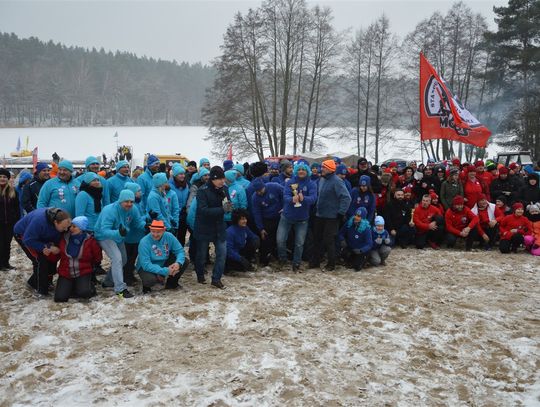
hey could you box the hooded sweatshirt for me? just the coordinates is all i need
[282,166,317,222]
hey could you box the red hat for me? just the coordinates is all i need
[477,194,487,203]
[403,186,413,193]
[498,167,508,175]
[384,168,392,174]
[452,158,461,166]
[512,202,524,211]
[475,160,485,167]
[389,161,397,168]
[429,191,438,201]
[509,162,518,170]
[452,195,465,206]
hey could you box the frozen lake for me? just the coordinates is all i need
[0,126,502,167]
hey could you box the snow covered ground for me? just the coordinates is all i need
[1,243,539,406]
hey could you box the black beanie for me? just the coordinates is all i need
[0,168,11,179]
[209,166,225,180]
[250,162,268,178]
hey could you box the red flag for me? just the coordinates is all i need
[419,52,491,148]
[32,147,38,171]
[226,144,233,160]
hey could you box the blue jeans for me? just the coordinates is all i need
[99,240,127,293]
[196,237,226,282]
[276,215,309,266]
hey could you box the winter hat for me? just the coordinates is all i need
[71,216,89,231]
[199,167,210,178]
[18,171,32,186]
[524,165,535,175]
[311,163,321,171]
[528,173,539,183]
[153,172,168,187]
[496,195,508,205]
[85,156,100,167]
[527,203,540,214]
[209,166,225,180]
[509,162,518,170]
[35,162,49,174]
[403,186,413,194]
[172,163,185,177]
[475,160,485,168]
[336,164,348,176]
[233,163,245,175]
[83,172,99,184]
[269,162,280,171]
[477,193,488,203]
[374,215,385,226]
[58,160,74,172]
[498,167,508,175]
[116,160,129,170]
[250,162,268,178]
[512,202,524,212]
[296,159,310,167]
[355,207,368,219]
[429,191,439,201]
[149,220,166,231]
[389,162,397,169]
[322,159,336,172]
[223,160,234,171]
[118,189,135,203]
[252,178,265,192]
[125,182,141,193]
[147,154,160,168]
[359,175,371,187]
[451,158,461,166]
[333,156,342,164]
[452,195,465,206]
[449,168,460,176]
[0,168,11,179]
[486,162,497,171]
[224,170,237,183]
[293,162,311,177]
[199,158,210,167]
[187,161,197,168]
[357,157,368,166]
[280,159,292,172]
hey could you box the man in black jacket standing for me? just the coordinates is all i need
[195,166,232,289]
[22,162,50,214]
[349,157,382,193]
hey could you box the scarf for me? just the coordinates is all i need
[346,216,370,233]
[67,232,87,258]
[80,182,103,213]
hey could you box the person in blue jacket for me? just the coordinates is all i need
[271,160,293,185]
[121,182,146,286]
[199,157,211,170]
[75,172,104,232]
[369,215,392,266]
[251,179,284,266]
[336,164,352,193]
[224,169,248,224]
[223,159,234,171]
[276,162,318,272]
[37,160,78,217]
[16,171,32,215]
[234,163,251,190]
[310,163,321,183]
[338,207,372,271]
[14,207,72,296]
[94,189,146,298]
[107,160,133,203]
[225,209,259,272]
[169,163,190,246]
[348,175,376,222]
[137,154,160,210]
[147,172,178,232]
[75,156,110,206]
[136,219,189,293]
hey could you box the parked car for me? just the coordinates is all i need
[496,151,534,167]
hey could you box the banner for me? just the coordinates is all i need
[419,52,491,148]
[226,144,233,160]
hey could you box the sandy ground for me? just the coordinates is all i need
[0,243,539,407]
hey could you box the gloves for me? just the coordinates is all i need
[239,257,254,271]
[375,237,383,245]
[149,210,159,220]
[223,200,233,213]
[384,238,391,245]
[118,225,127,237]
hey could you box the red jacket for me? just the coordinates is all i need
[464,180,484,208]
[499,214,533,241]
[445,206,479,236]
[413,204,441,234]
[57,233,102,279]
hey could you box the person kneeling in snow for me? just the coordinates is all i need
[54,216,102,302]
[338,207,373,271]
[498,202,533,254]
[225,209,260,273]
[136,220,189,294]
[369,216,391,266]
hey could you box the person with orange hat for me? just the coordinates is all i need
[309,159,351,271]
[136,220,188,293]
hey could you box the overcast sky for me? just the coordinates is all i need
[0,0,507,65]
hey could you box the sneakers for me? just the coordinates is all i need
[292,263,301,273]
[142,286,152,294]
[117,289,134,299]
[211,280,225,289]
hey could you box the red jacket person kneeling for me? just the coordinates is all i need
[445,195,479,251]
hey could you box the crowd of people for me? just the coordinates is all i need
[1,153,539,302]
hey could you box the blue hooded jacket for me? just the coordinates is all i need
[282,164,318,222]
[168,178,189,212]
[137,168,155,209]
[348,188,376,221]
[107,173,133,203]
[136,231,185,276]
[75,173,110,206]
[14,208,62,252]
[338,215,372,253]
[37,176,78,217]
[147,187,179,230]
[315,174,351,219]
[251,182,284,230]
[225,170,248,222]
[371,226,391,249]
[94,201,146,244]
[226,224,258,262]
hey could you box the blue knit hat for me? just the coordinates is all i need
[311,163,321,170]
[153,172,168,187]
[83,172,99,184]
[336,164,348,176]
[333,156,342,164]
[58,160,74,172]
[233,163,245,175]
[293,163,311,177]
[252,178,265,191]
[35,162,49,174]
[18,172,32,186]
[359,175,371,187]
[355,207,367,218]
[270,162,280,171]
[199,167,210,177]
[85,156,100,167]
[374,215,385,226]
[172,163,185,177]
[116,160,129,170]
[124,182,141,193]
[72,216,89,231]
[223,160,234,171]
[118,189,135,203]
[147,154,160,168]
[225,170,237,183]
[199,158,210,167]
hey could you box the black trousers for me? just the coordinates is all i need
[341,247,367,271]
[15,235,57,295]
[477,225,498,248]
[225,239,259,272]
[0,223,14,267]
[415,215,445,249]
[54,274,95,302]
[499,234,524,253]
[124,242,139,283]
[311,217,339,267]
[395,224,415,248]
[446,229,479,250]
[259,218,279,266]
[176,210,188,247]
[138,256,189,289]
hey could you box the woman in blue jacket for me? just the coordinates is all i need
[348,175,376,223]
[338,207,372,271]
[75,172,104,232]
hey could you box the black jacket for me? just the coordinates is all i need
[518,174,540,205]
[195,181,230,241]
[350,169,382,193]
[0,189,21,225]
[490,177,517,203]
[383,198,412,232]
[22,176,45,213]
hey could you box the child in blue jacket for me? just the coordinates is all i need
[338,207,372,271]
[369,216,392,266]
